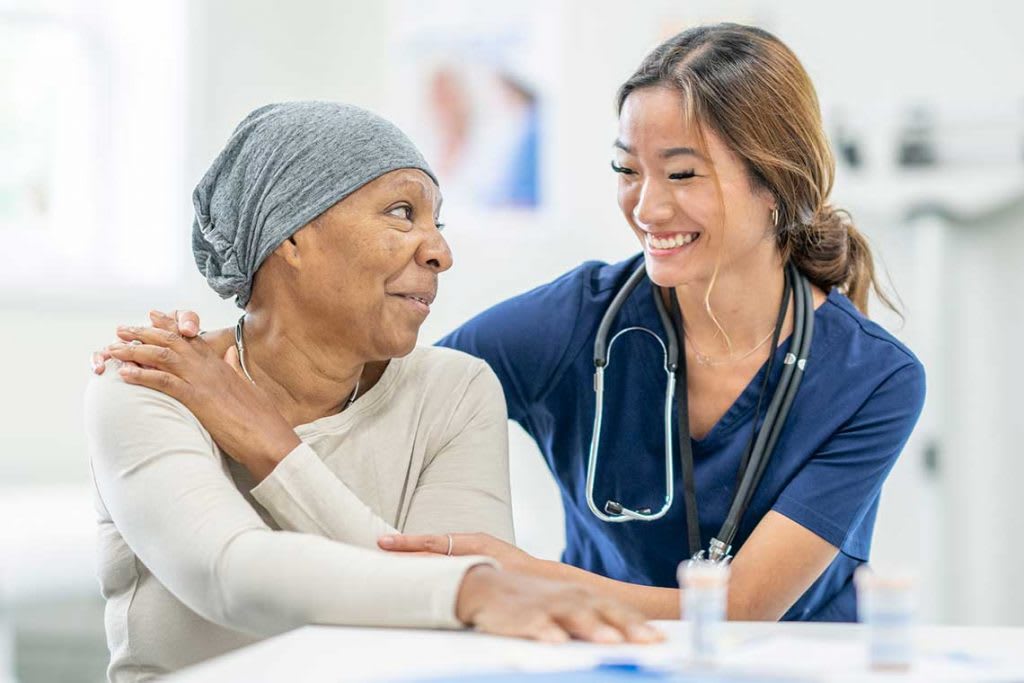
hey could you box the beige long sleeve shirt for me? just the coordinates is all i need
[84,346,514,682]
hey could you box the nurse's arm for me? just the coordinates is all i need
[722,511,838,619]
[529,511,837,621]
[384,513,837,621]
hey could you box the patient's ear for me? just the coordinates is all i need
[271,228,305,268]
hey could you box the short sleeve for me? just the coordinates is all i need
[772,361,926,560]
[436,265,591,423]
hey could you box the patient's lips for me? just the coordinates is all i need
[388,288,436,316]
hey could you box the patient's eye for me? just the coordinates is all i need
[387,204,413,221]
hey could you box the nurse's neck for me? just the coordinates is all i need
[671,247,790,359]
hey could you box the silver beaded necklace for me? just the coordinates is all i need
[234,315,360,407]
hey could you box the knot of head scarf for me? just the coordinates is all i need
[191,101,437,308]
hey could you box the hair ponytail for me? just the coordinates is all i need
[781,204,895,315]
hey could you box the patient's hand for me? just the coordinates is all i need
[380,532,535,574]
[92,309,203,373]
[455,566,662,644]
[102,316,300,482]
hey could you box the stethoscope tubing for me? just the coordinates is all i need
[587,260,814,561]
[586,325,677,523]
[717,263,809,551]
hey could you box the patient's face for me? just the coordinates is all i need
[279,168,450,359]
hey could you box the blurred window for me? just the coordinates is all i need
[0,14,105,289]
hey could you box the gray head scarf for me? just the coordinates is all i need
[192,101,437,308]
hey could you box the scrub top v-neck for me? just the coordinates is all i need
[439,253,925,621]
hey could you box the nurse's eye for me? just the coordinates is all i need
[668,170,697,180]
[387,203,414,221]
[610,160,637,176]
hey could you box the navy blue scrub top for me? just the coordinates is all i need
[437,254,926,622]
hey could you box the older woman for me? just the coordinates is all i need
[86,102,657,682]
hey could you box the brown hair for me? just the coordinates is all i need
[617,23,896,315]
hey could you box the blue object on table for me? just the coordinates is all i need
[406,661,808,682]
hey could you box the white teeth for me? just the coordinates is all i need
[646,233,697,250]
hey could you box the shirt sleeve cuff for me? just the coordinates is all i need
[772,494,849,553]
[427,556,500,629]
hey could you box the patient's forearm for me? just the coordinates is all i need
[217,528,487,635]
[251,442,399,548]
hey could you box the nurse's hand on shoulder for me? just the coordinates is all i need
[103,319,301,483]
[90,309,298,483]
[455,565,662,644]
[91,309,202,373]
[379,532,534,573]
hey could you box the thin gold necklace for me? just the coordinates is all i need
[234,315,360,407]
[683,327,776,367]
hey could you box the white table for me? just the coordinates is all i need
[168,620,1024,682]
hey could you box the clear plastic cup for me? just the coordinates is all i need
[678,559,730,663]
[854,565,916,672]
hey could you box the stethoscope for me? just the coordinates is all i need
[586,261,814,562]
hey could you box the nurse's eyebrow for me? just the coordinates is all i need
[660,146,704,160]
[612,139,706,161]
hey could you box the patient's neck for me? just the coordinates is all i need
[237,306,376,427]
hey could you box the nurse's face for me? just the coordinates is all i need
[614,87,777,289]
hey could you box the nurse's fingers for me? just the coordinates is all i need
[174,309,202,337]
[116,325,198,355]
[378,533,452,555]
[149,310,183,335]
[117,365,190,403]
[387,550,442,559]
[91,350,110,374]
[92,347,141,374]
[108,342,182,373]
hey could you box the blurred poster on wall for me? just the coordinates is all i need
[390,0,553,217]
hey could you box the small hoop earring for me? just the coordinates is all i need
[771,207,779,227]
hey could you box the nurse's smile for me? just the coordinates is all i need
[643,230,701,256]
